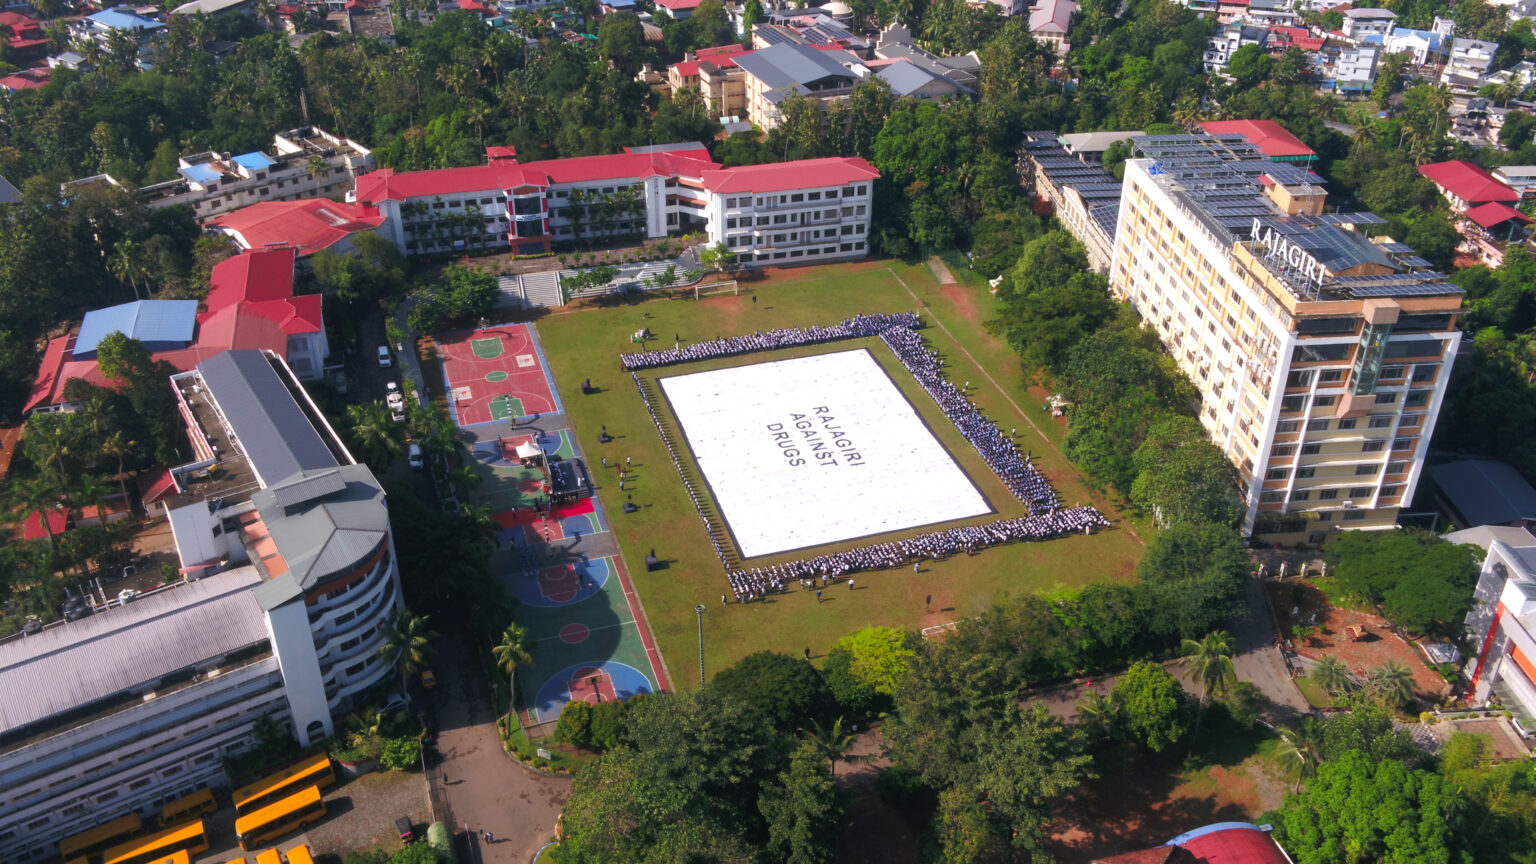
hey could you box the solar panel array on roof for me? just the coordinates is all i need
[755,25,798,44]
[1348,282,1464,297]
[1320,212,1388,225]
[1262,163,1323,185]
[1376,241,1415,253]
[198,350,340,487]
[1091,206,1120,238]
[1394,254,1433,268]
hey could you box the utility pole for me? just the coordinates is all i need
[694,604,706,685]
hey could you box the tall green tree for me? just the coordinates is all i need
[758,740,846,864]
[710,650,837,734]
[492,622,534,706]
[1111,660,1187,753]
[1129,416,1243,528]
[1266,750,1465,864]
[1180,630,1235,739]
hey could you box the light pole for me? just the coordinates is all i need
[694,604,706,685]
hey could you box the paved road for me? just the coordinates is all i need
[431,630,570,864]
[1230,575,1309,725]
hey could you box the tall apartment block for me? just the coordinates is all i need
[0,350,400,864]
[1108,134,1463,543]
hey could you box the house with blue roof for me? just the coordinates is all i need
[1384,25,1451,65]
[72,300,200,360]
[62,6,164,68]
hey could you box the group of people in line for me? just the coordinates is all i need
[881,325,1059,514]
[725,506,1109,602]
[619,312,923,371]
[632,371,736,572]
[619,311,1108,604]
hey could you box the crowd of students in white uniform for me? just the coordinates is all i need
[621,313,1107,602]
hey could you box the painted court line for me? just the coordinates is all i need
[608,555,672,692]
[530,619,637,643]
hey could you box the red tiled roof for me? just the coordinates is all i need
[656,0,703,9]
[25,251,306,412]
[701,156,879,194]
[208,199,386,257]
[520,148,719,185]
[1175,826,1290,864]
[1464,201,1532,229]
[456,0,491,13]
[672,46,753,78]
[142,469,179,505]
[23,508,68,541]
[0,66,50,90]
[1295,36,1324,49]
[486,145,519,161]
[1419,160,1521,204]
[1094,847,1193,864]
[353,164,547,203]
[204,248,323,335]
[1199,119,1316,158]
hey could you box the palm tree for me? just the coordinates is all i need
[378,609,439,682]
[446,462,482,498]
[1180,630,1236,739]
[1274,715,1322,792]
[491,622,534,709]
[29,0,66,19]
[1309,654,1354,695]
[6,471,66,546]
[804,716,857,777]
[304,154,331,186]
[110,239,144,300]
[1075,687,1121,742]
[345,401,404,471]
[1367,661,1415,709]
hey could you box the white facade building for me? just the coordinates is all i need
[1108,135,1463,543]
[701,157,878,267]
[1342,7,1396,40]
[1464,536,1536,735]
[132,127,375,223]
[0,350,401,864]
[1443,37,1498,88]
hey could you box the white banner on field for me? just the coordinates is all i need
[659,349,992,557]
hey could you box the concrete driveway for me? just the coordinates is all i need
[429,630,570,864]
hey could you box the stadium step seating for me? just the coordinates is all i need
[497,276,526,308]
[520,271,565,308]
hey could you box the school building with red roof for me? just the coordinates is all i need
[26,248,328,414]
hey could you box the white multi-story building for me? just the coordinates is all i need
[1205,23,1268,72]
[1443,37,1498,88]
[352,144,880,267]
[142,127,374,222]
[1342,7,1396,40]
[701,157,878,266]
[1108,134,1463,544]
[1464,533,1536,735]
[1333,43,1381,93]
[0,349,401,864]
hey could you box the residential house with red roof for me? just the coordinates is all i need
[26,248,326,414]
[0,66,50,91]
[1419,160,1529,266]
[653,0,703,18]
[0,12,49,63]
[1199,119,1317,163]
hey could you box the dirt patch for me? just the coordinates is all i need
[1268,580,1448,702]
[836,727,922,864]
[926,255,958,286]
[1452,717,1533,761]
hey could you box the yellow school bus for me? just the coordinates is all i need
[233,754,335,816]
[159,789,217,828]
[101,821,207,864]
[59,814,142,864]
[234,786,326,851]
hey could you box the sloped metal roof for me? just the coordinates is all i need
[198,350,339,487]
[75,299,199,356]
[250,464,389,610]
[0,567,266,733]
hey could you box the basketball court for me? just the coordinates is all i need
[505,553,666,729]
[438,323,561,428]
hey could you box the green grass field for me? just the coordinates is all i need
[534,261,1147,686]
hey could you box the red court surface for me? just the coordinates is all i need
[491,498,595,529]
[568,667,618,704]
[537,564,582,603]
[438,323,558,427]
